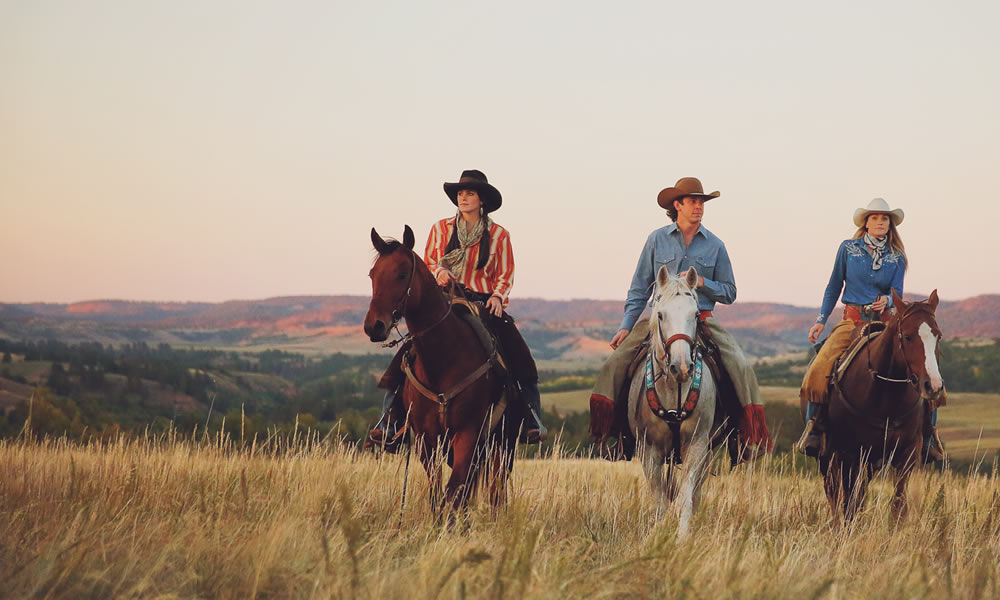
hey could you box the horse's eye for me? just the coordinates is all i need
[904,335,913,342]
[397,271,407,281]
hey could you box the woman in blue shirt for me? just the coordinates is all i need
[796,198,941,461]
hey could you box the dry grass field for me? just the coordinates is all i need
[543,386,1000,462]
[2,433,999,599]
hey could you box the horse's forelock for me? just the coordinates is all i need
[370,238,405,265]
[656,278,682,299]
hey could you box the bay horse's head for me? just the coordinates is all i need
[649,265,701,381]
[889,289,945,402]
[364,225,417,342]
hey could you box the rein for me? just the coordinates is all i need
[647,317,704,462]
[866,313,921,387]
[838,311,934,429]
[381,251,453,347]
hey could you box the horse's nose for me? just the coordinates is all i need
[669,361,690,381]
[367,319,387,342]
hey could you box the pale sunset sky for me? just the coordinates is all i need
[2,1,998,310]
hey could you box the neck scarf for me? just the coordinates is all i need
[864,232,887,271]
[441,212,491,276]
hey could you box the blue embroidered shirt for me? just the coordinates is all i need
[621,224,736,331]
[816,238,906,324]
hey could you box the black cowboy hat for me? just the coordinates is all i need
[443,169,502,213]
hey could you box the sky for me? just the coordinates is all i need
[2,0,999,311]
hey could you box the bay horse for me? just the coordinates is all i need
[812,289,944,523]
[627,266,722,538]
[364,225,518,515]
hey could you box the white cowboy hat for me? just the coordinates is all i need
[853,197,904,227]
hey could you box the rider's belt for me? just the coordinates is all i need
[462,289,492,304]
[697,310,713,321]
[843,303,891,325]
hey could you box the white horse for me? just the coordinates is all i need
[627,265,718,538]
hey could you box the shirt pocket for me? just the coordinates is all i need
[656,252,680,275]
[695,255,716,280]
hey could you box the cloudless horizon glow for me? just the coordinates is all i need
[2,1,999,312]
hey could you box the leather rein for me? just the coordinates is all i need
[380,251,452,347]
[384,251,499,431]
[837,310,936,429]
[646,320,706,463]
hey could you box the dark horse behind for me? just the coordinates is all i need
[364,225,519,516]
[809,289,945,523]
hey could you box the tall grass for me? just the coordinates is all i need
[1,431,998,599]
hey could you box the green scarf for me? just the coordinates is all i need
[441,212,491,276]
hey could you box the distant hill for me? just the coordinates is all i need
[1,294,997,361]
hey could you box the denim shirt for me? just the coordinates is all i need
[817,238,906,325]
[621,223,736,331]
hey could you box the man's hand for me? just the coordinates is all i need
[435,270,453,286]
[610,328,630,350]
[870,295,888,311]
[697,276,705,288]
[486,295,503,317]
[808,323,825,344]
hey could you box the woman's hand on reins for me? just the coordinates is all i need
[486,295,503,317]
[435,270,453,286]
[870,295,888,311]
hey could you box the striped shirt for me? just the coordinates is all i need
[424,217,515,307]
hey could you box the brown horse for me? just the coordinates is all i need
[364,225,518,515]
[813,289,944,523]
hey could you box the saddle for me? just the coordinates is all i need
[829,321,886,387]
[378,297,514,445]
[607,321,743,464]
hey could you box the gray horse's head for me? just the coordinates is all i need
[650,265,700,381]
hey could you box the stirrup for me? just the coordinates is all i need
[923,429,946,464]
[794,419,825,458]
[365,423,408,454]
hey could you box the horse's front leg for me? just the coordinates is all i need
[640,439,669,518]
[416,434,444,519]
[676,428,711,539]
[890,456,916,523]
[823,454,844,526]
[444,429,482,515]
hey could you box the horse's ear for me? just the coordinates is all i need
[657,265,670,289]
[371,228,390,255]
[685,266,699,289]
[403,225,415,250]
[927,289,939,310]
[891,289,904,311]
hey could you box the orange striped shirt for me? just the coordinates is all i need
[424,217,515,307]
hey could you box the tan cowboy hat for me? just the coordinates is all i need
[853,197,904,227]
[443,169,502,213]
[657,177,721,209]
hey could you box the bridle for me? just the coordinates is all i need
[379,250,451,347]
[866,309,939,388]
[646,305,705,462]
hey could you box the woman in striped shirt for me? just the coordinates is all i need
[368,170,546,449]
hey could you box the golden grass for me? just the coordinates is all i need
[2,434,999,599]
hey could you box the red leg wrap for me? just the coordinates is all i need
[739,404,774,452]
[589,394,615,440]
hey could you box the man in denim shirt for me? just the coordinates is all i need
[590,177,772,457]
